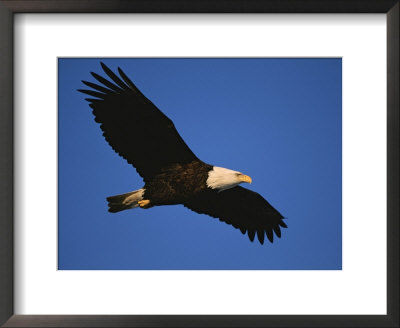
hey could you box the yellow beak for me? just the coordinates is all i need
[238,174,252,184]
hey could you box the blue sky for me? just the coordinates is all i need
[58,58,342,270]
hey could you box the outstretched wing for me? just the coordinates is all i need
[184,186,287,244]
[78,62,199,182]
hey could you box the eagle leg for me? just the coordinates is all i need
[138,199,151,208]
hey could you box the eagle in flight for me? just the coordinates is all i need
[79,63,287,245]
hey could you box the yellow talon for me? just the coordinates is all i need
[138,199,150,208]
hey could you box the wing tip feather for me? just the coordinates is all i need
[248,230,256,242]
[279,220,288,228]
[257,230,265,245]
[266,229,274,243]
[100,61,107,70]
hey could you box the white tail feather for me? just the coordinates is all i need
[106,188,145,213]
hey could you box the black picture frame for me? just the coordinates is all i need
[0,1,398,327]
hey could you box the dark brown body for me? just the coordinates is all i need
[143,161,213,206]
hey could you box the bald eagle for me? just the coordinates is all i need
[78,62,287,245]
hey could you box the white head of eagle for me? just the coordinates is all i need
[79,62,286,245]
[206,166,252,191]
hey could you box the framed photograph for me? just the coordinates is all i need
[0,1,398,327]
